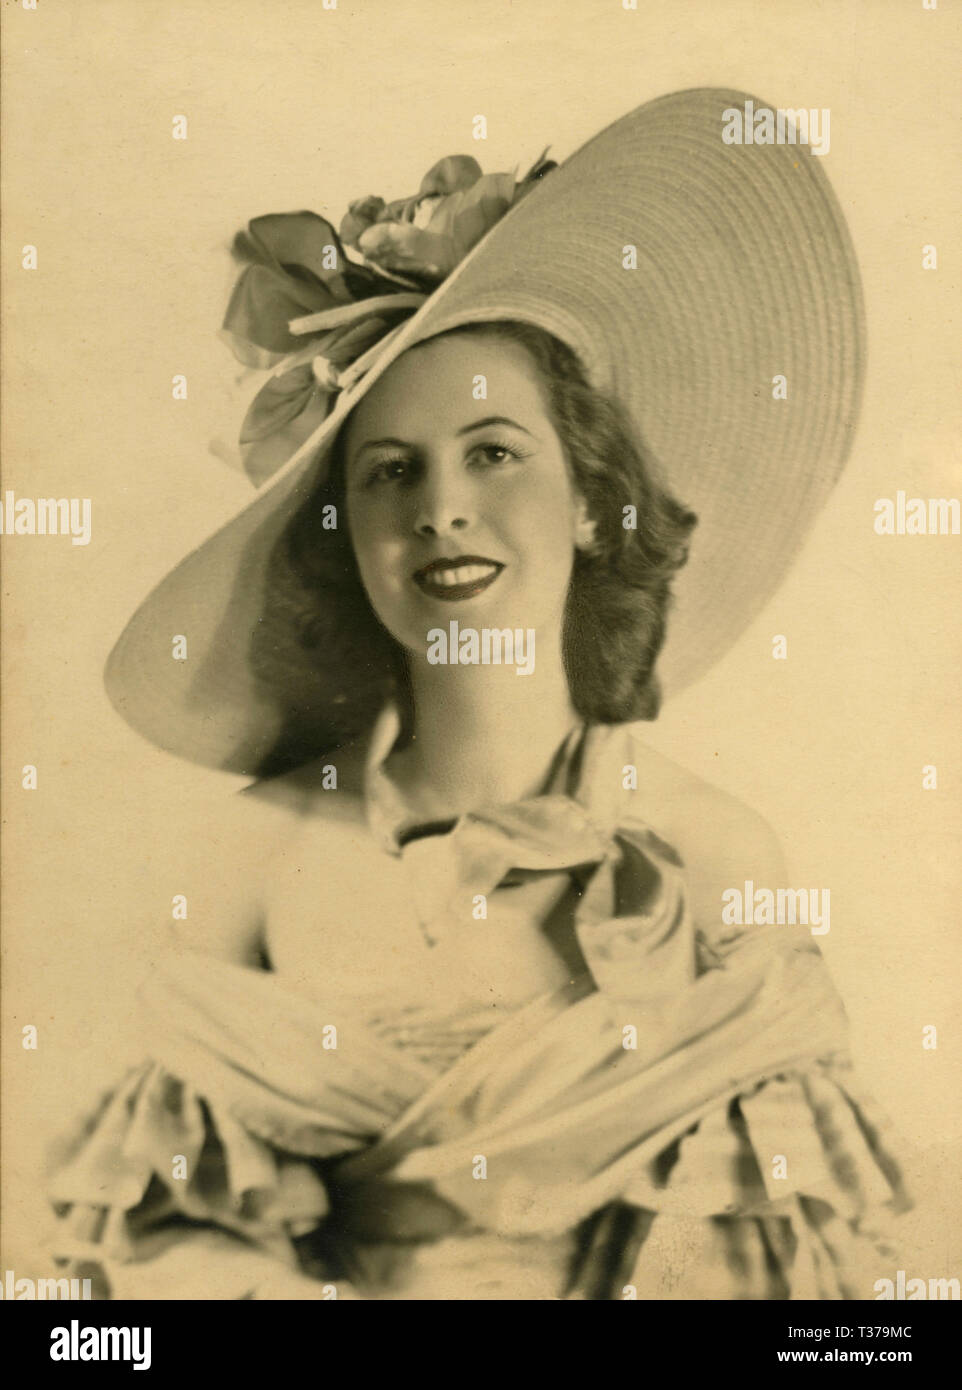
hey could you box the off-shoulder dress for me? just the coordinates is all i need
[48,703,909,1299]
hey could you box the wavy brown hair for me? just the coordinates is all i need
[250,321,697,776]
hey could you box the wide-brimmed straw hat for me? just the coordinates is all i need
[105,87,865,775]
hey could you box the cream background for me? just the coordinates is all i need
[2,0,960,1283]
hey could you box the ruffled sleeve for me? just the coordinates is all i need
[614,1055,910,1299]
[46,1057,338,1298]
[44,951,433,1299]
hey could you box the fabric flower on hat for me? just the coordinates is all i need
[340,151,556,285]
[218,153,557,486]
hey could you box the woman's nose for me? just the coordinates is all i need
[412,465,474,537]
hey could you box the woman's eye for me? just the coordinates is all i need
[366,457,410,484]
[470,442,523,466]
[360,441,525,485]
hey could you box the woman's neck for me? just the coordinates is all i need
[387,648,581,819]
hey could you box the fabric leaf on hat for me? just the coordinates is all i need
[239,365,321,446]
[223,263,334,362]
[233,211,354,292]
[239,380,334,488]
[225,213,359,360]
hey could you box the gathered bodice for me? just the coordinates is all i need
[362,997,506,1075]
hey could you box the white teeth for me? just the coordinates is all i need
[421,563,499,587]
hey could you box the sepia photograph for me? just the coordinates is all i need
[2,0,959,1333]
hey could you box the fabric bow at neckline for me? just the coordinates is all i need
[358,705,693,1000]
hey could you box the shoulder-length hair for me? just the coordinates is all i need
[250,320,697,776]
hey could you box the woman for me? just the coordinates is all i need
[47,89,909,1299]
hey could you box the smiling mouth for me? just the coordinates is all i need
[412,556,505,600]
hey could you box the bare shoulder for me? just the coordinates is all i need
[240,738,367,822]
[169,743,368,966]
[622,729,788,919]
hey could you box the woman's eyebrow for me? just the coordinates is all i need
[457,416,535,437]
[352,416,537,456]
[352,435,410,456]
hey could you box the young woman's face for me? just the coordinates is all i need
[342,332,590,660]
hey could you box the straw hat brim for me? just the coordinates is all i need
[105,87,865,774]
